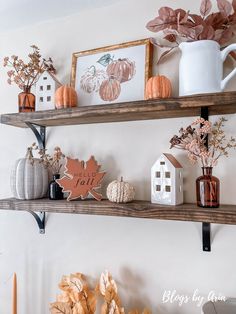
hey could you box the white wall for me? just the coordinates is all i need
[0,1,236,313]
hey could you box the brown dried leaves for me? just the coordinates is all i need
[50,273,96,314]
[50,271,152,314]
[3,45,56,90]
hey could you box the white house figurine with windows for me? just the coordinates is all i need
[35,71,61,111]
[151,153,183,205]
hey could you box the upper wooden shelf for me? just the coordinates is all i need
[1,92,236,128]
[1,198,236,225]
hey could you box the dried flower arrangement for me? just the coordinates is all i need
[170,117,236,167]
[27,143,65,174]
[146,0,236,62]
[50,271,151,314]
[3,45,56,90]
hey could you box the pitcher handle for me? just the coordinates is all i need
[221,44,236,90]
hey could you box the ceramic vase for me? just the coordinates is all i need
[179,40,236,96]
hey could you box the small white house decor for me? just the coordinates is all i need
[151,153,183,206]
[35,70,61,111]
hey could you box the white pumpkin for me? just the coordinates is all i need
[106,177,135,203]
[11,157,48,200]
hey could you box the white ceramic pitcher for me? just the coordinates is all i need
[179,40,236,96]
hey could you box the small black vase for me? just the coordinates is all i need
[49,174,63,200]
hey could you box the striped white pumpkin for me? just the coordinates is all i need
[106,177,135,203]
[11,158,48,200]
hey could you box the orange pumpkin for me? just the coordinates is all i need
[107,58,136,83]
[145,75,172,99]
[99,78,121,101]
[55,85,78,109]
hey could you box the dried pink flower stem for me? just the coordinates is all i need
[170,117,236,167]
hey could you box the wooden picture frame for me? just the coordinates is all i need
[71,38,153,106]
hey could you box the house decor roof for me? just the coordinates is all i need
[39,70,62,86]
[163,153,183,168]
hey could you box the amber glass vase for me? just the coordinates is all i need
[196,167,220,208]
[18,86,35,112]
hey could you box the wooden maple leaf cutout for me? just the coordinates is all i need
[57,156,106,201]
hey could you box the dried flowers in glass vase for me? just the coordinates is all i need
[146,0,236,63]
[28,144,65,200]
[3,45,55,112]
[170,117,236,207]
[50,270,151,314]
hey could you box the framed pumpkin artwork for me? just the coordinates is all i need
[71,38,153,106]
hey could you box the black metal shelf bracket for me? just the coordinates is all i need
[25,122,46,150]
[200,106,211,252]
[25,122,47,234]
[202,222,211,252]
[27,211,45,234]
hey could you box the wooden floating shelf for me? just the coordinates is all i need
[1,91,236,128]
[1,198,236,225]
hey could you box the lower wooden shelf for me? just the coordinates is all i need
[0,198,236,225]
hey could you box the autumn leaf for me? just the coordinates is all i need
[107,300,121,314]
[146,7,178,32]
[200,0,212,17]
[59,273,84,297]
[189,13,204,25]
[57,292,72,304]
[218,27,235,45]
[69,274,84,294]
[50,302,72,314]
[57,156,106,201]
[205,12,226,28]
[99,271,117,296]
[157,47,177,64]
[72,302,86,314]
[199,25,215,40]
[163,34,177,42]
[59,276,72,292]
[217,0,233,17]
[86,290,97,313]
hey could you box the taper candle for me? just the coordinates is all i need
[12,273,17,314]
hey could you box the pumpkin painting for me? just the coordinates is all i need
[99,77,121,101]
[80,66,107,93]
[55,85,78,109]
[107,58,136,83]
[145,75,172,100]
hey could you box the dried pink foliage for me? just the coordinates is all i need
[217,0,233,17]
[170,117,236,167]
[200,0,212,17]
[146,0,236,62]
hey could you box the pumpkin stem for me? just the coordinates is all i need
[120,176,123,182]
[26,147,34,160]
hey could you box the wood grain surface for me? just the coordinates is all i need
[1,92,236,128]
[0,198,236,225]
